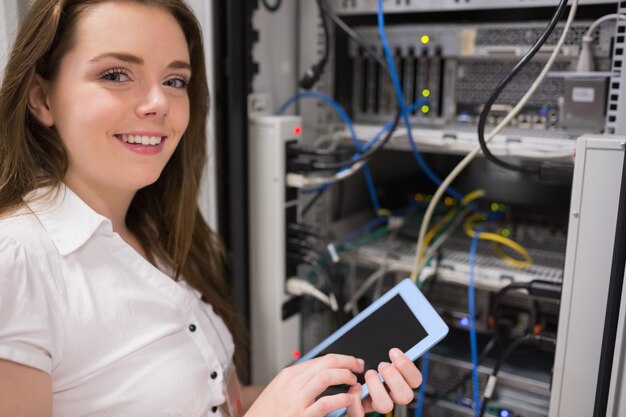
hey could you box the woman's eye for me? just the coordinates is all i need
[100,69,132,82]
[164,77,189,89]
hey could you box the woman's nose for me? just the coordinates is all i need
[135,83,170,118]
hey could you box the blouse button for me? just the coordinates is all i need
[189,324,197,332]
[211,406,218,413]
[210,371,218,379]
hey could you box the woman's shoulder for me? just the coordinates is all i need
[0,205,57,259]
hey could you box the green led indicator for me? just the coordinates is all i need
[421,105,430,113]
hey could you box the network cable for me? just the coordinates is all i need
[492,280,562,348]
[319,0,388,72]
[463,213,533,270]
[411,0,579,283]
[414,352,430,417]
[287,223,339,262]
[423,336,498,410]
[477,0,569,175]
[577,14,626,71]
[376,0,465,203]
[299,0,331,90]
[279,91,382,211]
[468,226,482,417]
[478,334,556,417]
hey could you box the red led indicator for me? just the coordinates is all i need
[293,126,302,135]
[292,349,301,359]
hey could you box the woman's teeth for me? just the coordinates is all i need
[119,134,163,145]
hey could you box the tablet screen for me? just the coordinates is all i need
[314,294,428,384]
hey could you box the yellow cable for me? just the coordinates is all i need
[412,189,486,281]
[377,208,392,218]
[461,189,486,206]
[463,213,532,269]
[422,208,457,254]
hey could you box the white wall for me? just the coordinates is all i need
[0,0,20,81]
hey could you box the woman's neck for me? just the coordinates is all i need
[63,176,145,255]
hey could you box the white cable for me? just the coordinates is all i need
[410,0,580,281]
[577,13,626,71]
[584,13,626,40]
[421,207,472,266]
[285,277,338,311]
[286,160,366,189]
[343,265,388,314]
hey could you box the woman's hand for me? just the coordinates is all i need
[244,353,364,417]
[346,348,422,417]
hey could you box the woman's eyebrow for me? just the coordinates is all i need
[89,52,191,70]
[90,52,143,65]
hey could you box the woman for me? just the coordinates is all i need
[0,1,421,416]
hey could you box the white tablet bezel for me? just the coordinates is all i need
[297,278,449,416]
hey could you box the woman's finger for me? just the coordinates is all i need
[304,392,354,417]
[378,362,414,405]
[300,354,365,376]
[301,368,358,399]
[364,369,394,414]
[389,348,422,389]
[345,384,365,417]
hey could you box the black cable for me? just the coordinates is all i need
[308,108,402,171]
[492,282,529,349]
[287,223,332,245]
[288,0,401,173]
[287,144,353,157]
[424,335,498,410]
[286,252,334,294]
[319,0,388,72]
[261,0,281,13]
[300,188,329,217]
[478,334,556,417]
[492,280,562,348]
[287,238,325,260]
[477,0,569,175]
[299,0,331,89]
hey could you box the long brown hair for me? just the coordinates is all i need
[0,0,247,375]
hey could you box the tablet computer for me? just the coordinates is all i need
[297,278,448,417]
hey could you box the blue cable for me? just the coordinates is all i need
[414,352,430,417]
[337,200,424,247]
[338,216,388,247]
[278,92,381,212]
[469,226,483,417]
[376,0,465,202]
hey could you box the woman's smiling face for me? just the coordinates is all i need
[32,1,192,195]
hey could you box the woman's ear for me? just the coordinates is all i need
[27,74,54,127]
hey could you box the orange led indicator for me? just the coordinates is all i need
[292,349,302,359]
[293,126,302,135]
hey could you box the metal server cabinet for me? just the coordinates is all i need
[550,135,626,417]
[247,1,626,414]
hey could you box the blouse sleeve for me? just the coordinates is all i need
[0,236,62,373]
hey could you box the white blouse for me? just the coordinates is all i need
[0,185,235,417]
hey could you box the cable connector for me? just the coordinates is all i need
[483,375,498,400]
[576,35,595,72]
[299,62,326,90]
[285,278,338,311]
